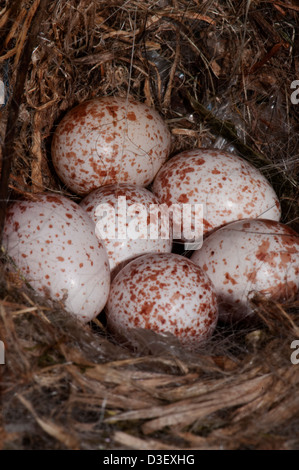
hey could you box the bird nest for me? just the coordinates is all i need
[0,0,299,450]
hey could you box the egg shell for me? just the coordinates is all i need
[3,193,110,322]
[106,253,218,349]
[80,183,173,272]
[152,148,281,239]
[51,96,172,195]
[191,218,299,322]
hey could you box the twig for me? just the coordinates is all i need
[163,28,180,110]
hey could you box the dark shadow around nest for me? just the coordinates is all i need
[0,0,299,451]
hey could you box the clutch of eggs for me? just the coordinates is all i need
[105,252,218,350]
[3,193,110,322]
[51,96,172,196]
[191,218,299,322]
[80,183,173,272]
[152,148,281,241]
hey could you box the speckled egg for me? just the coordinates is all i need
[105,253,218,349]
[51,96,172,195]
[80,183,173,272]
[191,219,299,322]
[3,193,110,322]
[152,148,281,240]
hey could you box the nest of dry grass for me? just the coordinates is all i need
[0,0,299,450]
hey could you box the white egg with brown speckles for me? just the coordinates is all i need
[191,219,299,322]
[51,96,172,195]
[152,148,281,240]
[105,253,218,349]
[3,193,110,322]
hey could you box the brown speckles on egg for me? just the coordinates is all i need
[45,195,65,206]
[106,253,218,350]
[224,272,237,285]
[152,148,281,239]
[127,111,136,121]
[51,97,171,195]
[177,194,189,204]
[191,219,299,322]
[256,239,271,261]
